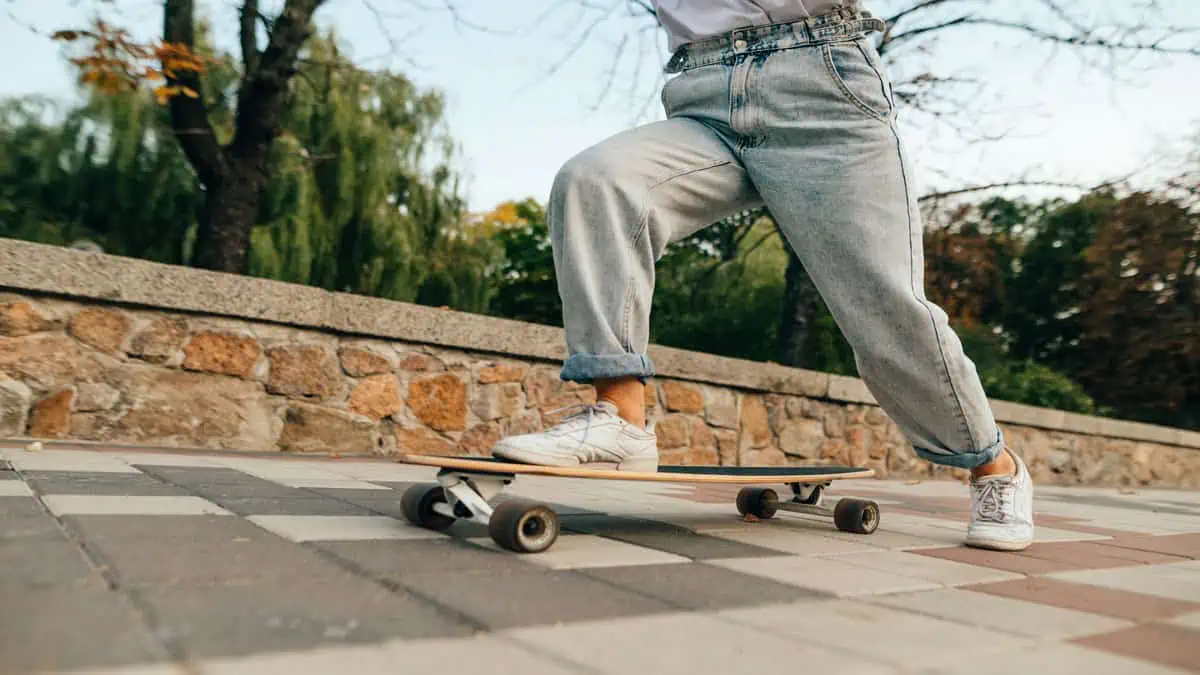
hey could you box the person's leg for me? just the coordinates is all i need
[492,94,762,471]
[735,21,1032,550]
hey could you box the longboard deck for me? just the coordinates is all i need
[396,454,873,484]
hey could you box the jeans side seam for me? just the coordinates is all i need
[892,124,978,451]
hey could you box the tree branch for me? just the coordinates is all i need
[163,0,225,188]
[231,0,327,158]
[240,0,260,75]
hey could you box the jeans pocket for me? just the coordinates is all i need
[821,38,894,122]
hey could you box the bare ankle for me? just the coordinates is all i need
[594,376,647,428]
[971,448,1016,479]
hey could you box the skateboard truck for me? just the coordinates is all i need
[736,482,879,535]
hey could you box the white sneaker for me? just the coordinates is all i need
[966,448,1035,551]
[492,402,659,472]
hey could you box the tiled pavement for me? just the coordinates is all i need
[2,444,1198,675]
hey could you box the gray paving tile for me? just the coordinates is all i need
[65,515,357,586]
[136,466,301,499]
[213,496,377,516]
[316,538,541,577]
[0,587,170,674]
[23,470,188,496]
[0,500,62,541]
[561,514,790,560]
[580,562,831,611]
[132,578,475,660]
[402,567,678,630]
[0,537,103,592]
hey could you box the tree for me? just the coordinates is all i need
[49,0,330,273]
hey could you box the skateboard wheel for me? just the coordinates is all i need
[400,483,455,531]
[489,498,559,553]
[833,498,880,534]
[735,487,778,519]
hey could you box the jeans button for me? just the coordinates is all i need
[733,39,747,50]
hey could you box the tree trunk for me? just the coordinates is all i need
[777,246,822,367]
[191,160,268,272]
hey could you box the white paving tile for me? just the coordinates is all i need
[2,449,140,473]
[198,635,578,675]
[321,462,431,482]
[1165,611,1200,630]
[41,495,231,516]
[921,641,1193,675]
[865,588,1134,639]
[246,515,442,542]
[467,533,689,569]
[704,528,883,556]
[111,452,220,467]
[280,477,392,491]
[1048,563,1200,603]
[708,555,941,597]
[0,480,33,497]
[825,550,1023,587]
[505,611,894,675]
[214,458,348,481]
[718,599,1035,670]
[57,665,190,675]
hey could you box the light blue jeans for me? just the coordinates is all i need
[546,9,1004,469]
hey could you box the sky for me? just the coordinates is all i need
[2,0,1198,212]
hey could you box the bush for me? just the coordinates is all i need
[979,360,1099,414]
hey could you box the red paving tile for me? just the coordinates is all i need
[1072,623,1200,673]
[1014,541,1188,569]
[1107,533,1200,559]
[966,577,1200,623]
[915,545,1085,574]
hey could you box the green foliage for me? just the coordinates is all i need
[980,360,1100,414]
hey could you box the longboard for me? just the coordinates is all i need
[395,454,881,554]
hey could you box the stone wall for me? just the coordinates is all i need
[2,237,1198,488]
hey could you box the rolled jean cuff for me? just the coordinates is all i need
[912,429,1005,470]
[560,352,656,384]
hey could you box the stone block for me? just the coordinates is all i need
[476,362,528,384]
[458,422,504,456]
[183,332,261,378]
[348,374,402,421]
[130,317,187,364]
[408,373,468,431]
[703,387,738,429]
[0,378,32,436]
[266,345,341,400]
[471,382,522,421]
[661,381,704,413]
[29,389,74,438]
[691,417,715,452]
[0,333,100,392]
[828,374,876,404]
[394,426,457,455]
[655,415,690,450]
[0,301,58,336]
[278,404,376,454]
[714,429,738,465]
[74,382,120,412]
[739,395,770,449]
[778,418,823,458]
[396,352,443,372]
[68,308,130,354]
[339,347,393,377]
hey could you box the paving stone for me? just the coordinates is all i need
[914,544,1086,574]
[505,611,893,675]
[966,576,1200,622]
[66,515,360,586]
[827,550,1023,587]
[23,470,188,496]
[866,588,1134,639]
[1050,563,1200,603]
[1166,611,1200,630]
[278,477,392,491]
[246,515,443,542]
[1072,623,1200,673]
[560,514,790,560]
[0,537,102,592]
[580,561,830,611]
[402,567,678,630]
[199,635,579,675]
[709,555,941,597]
[703,527,884,556]
[4,450,140,473]
[214,496,377,516]
[467,533,691,570]
[717,599,1035,670]
[138,466,307,499]
[0,499,63,540]
[1015,540,1191,568]
[132,578,474,660]
[42,494,231,516]
[315,538,539,577]
[0,587,170,674]
[921,642,1191,675]
[1107,533,1200,559]
[0,480,32,496]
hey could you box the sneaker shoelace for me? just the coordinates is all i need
[546,403,611,437]
[974,478,1013,523]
